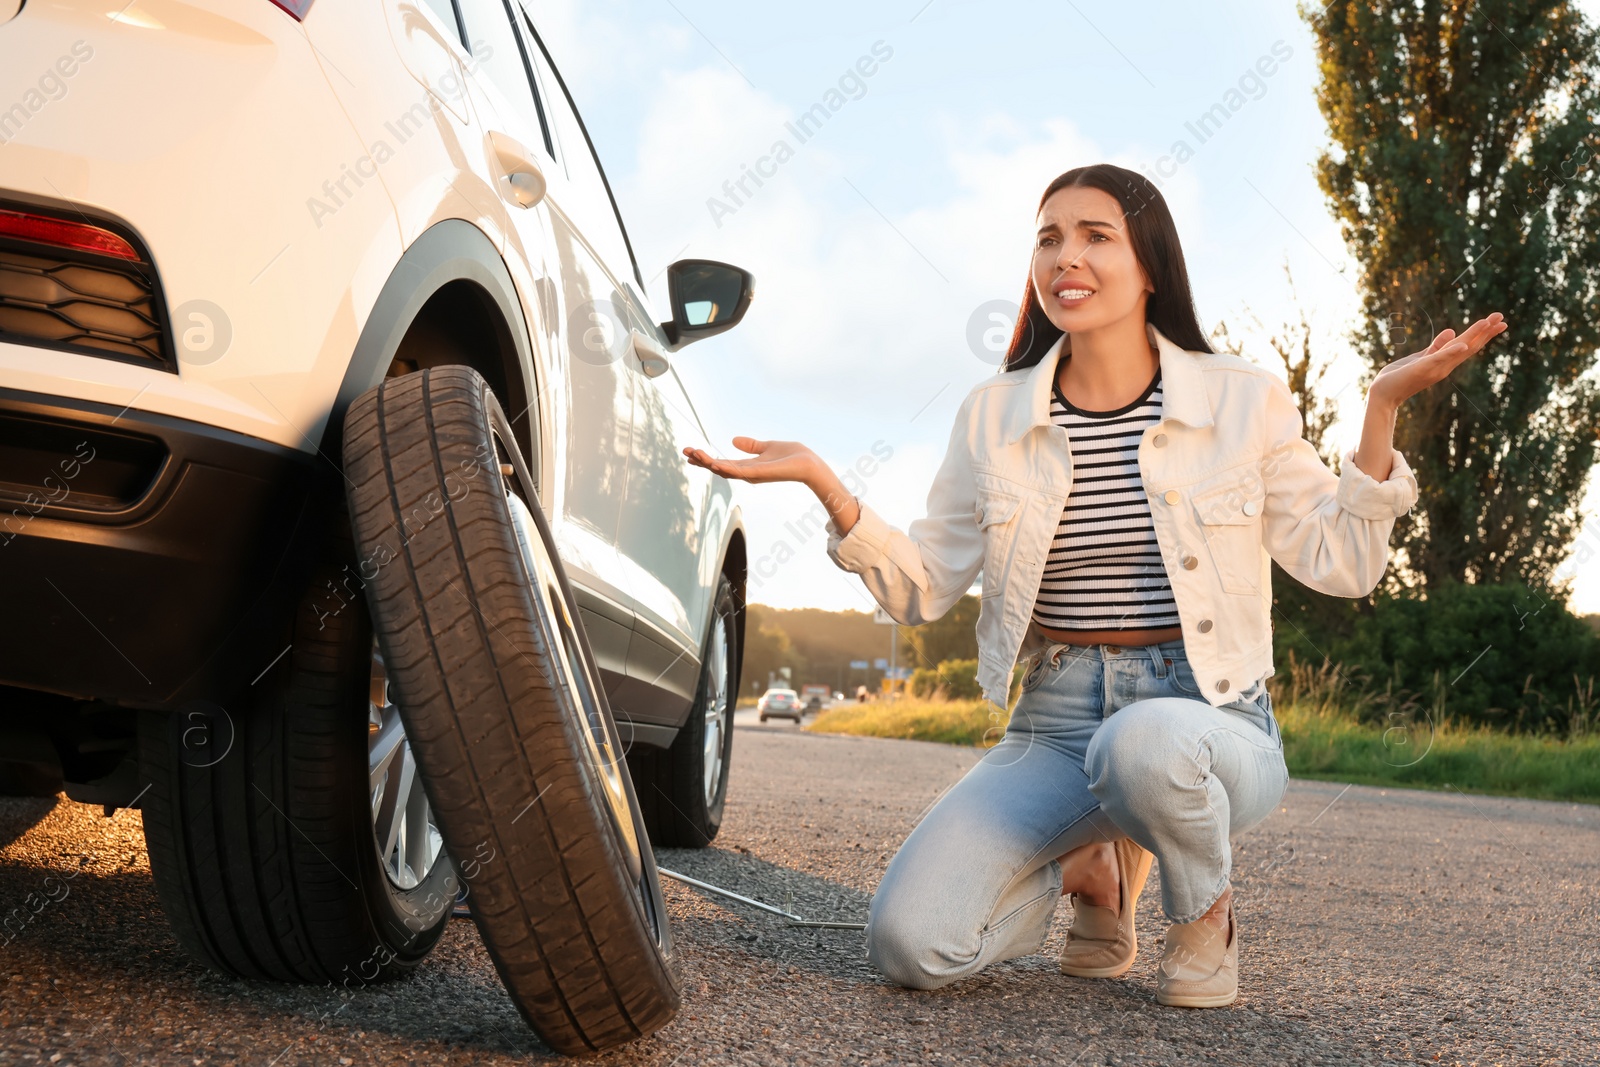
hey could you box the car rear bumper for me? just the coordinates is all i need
[0,386,330,709]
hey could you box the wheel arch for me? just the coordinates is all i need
[718,524,748,700]
[321,219,540,489]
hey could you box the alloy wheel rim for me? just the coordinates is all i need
[368,642,445,890]
[701,616,730,808]
[499,455,644,883]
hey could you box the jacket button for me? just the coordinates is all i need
[1153,433,1167,447]
[1242,499,1260,516]
[1198,618,1213,633]
[975,506,984,524]
[1181,555,1198,570]
[1162,489,1179,505]
[1217,679,1230,693]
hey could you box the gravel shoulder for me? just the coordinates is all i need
[1,717,1595,1066]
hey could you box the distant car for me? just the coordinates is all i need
[758,688,803,723]
[799,684,830,713]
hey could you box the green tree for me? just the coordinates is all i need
[1215,277,1371,663]
[1307,0,1600,600]
[1212,263,1341,469]
[899,594,981,668]
[750,605,885,691]
[742,606,806,694]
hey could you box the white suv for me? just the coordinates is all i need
[0,0,752,1053]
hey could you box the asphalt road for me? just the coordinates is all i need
[1,716,1596,1066]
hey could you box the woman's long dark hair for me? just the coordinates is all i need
[1001,164,1211,371]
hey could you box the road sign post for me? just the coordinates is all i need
[873,607,897,692]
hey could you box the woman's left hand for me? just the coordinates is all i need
[1368,312,1508,409]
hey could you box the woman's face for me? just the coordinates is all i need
[1031,184,1153,336]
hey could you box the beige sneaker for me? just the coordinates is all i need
[1059,837,1154,979]
[1155,898,1238,1007]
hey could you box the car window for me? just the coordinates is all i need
[517,7,645,291]
[418,0,466,47]
[509,7,562,165]
[455,0,554,157]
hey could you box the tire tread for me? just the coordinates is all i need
[343,366,678,1055]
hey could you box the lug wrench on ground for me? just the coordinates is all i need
[657,867,868,929]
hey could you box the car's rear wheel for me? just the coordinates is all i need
[368,639,450,899]
[140,558,456,984]
[629,574,739,848]
[341,365,678,1055]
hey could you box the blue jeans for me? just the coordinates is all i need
[864,638,1289,990]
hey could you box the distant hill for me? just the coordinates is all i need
[743,603,903,696]
[741,599,982,697]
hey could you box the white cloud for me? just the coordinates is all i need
[608,65,1144,609]
[548,2,1600,615]
[618,69,1117,405]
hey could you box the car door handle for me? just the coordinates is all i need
[486,130,546,208]
[631,329,670,378]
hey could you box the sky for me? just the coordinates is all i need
[527,0,1600,617]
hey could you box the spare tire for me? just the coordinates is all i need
[341,366,679,1055]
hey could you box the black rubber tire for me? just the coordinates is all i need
[139,559,455,985]
[629,575,740,848]
[341,366,678,1055]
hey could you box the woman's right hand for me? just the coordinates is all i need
[685,437,863,537]
[682,437,821,487]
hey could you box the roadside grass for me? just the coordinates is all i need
[1275,702,1600,804]
[805,697,992,746]
[804,694,1600,805]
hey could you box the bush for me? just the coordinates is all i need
[906,658,982,701]
[936,658,981,700]
[1324,579,1600,734]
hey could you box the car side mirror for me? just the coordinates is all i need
[661,259,754,347]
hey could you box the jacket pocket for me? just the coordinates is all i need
[973,471,1023,599]
[974,474,1022,529]
[1189,467,1266,596]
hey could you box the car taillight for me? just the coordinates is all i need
[0,199,171,370]
[268,0,314,19]
[0,208,139,262]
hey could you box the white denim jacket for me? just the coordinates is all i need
[824,324,1420,709]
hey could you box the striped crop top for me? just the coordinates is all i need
[1029,364,1180,633]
